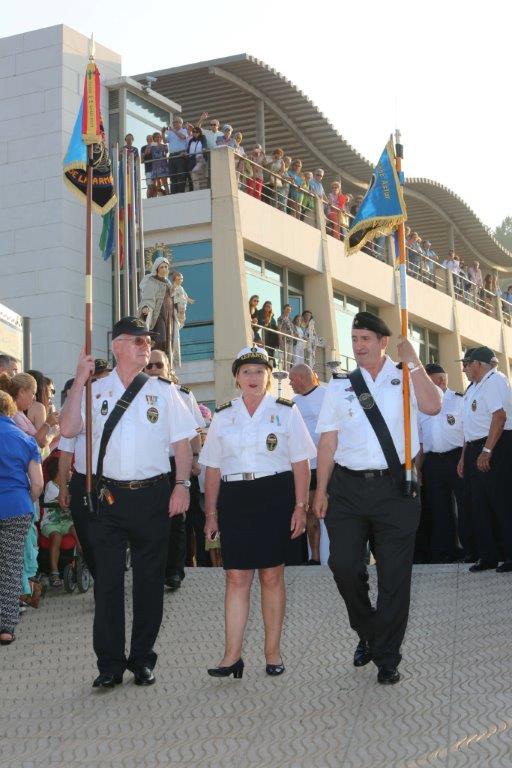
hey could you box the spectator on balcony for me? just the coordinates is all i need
[327,181,349,240]
[165,117,189,194]
[442,251,462,293]
[197,113,223,150]
[257,301,279,361]
[281,156,292,212]
[350,194,364,218]
[309,169,326,199]
[0,355,18,376]
[468,260,483,289]
[141,134,156,197]
[123,133,139,160]
[267,148,286,208]
[232,132,247,188]
[216,124,235,148]
[483,274,500,315]
[150,131,169,196]
[422,240,437,282]
[300,172,315,221]
[407,232,423,274]
[277,304,297,369]
[247,145,266,200]
[503,285,512,310]
[293,314,306,364]
[287,159,305,218]
[187,127,208,191]
[302,310,320,370]
[249,295,261,343]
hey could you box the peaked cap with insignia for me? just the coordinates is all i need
[232,345,274,375]
[112,316,157,339]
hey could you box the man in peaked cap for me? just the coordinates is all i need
[314,311,441,685]
[60,317,198,689]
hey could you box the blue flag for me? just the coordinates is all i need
[346,140,407,256]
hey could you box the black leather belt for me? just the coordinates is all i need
[425,447,462,457]
[336,465,391,479]
[101,473,168,490]
[465,437,486,446]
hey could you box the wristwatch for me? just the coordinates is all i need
[295,501,309,511]
[175,479,191,488]
[481,447,492,454]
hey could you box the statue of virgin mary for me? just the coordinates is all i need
[138,255,182,368]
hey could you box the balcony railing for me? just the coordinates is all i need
[406,249,450,294]
[138,150,211,197]
[252,323,327,378]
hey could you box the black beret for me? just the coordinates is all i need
[352,311,391,337]
[112,316,157,340]
[425,363,445,375]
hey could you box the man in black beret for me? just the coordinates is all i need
[314,311,441,685]
[417,363,468,564]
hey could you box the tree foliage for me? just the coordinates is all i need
[494,217,512,250]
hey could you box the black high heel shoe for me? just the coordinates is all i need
[265,660,285,676]
[207,659,244,679]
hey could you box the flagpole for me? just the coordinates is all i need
[394,129,413,496]
[129,152,138,313]
[122,148,130,314]
[136,160,145,306]
[85,141,94,509]
[113,143,121,322]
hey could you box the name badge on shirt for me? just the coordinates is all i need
[447,414,455,425]
[147,406,159,423]
[101,400,109,416]
[266,433,278,451]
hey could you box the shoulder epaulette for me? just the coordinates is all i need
[215,401,232,412]
[276,397,294,407]
[332,372,348,379]
[158,376,173,385]
[455,391,463,397]
[179,385,191,395]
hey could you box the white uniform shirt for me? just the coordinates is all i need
[169,385,205,458]
[81,369,197,480]
[292,385,326,469]
[316,356,420,470]
[199,394,316,475]
[202,128,223,150]
[418,388,464,453]
[58,434,86,474]
[462,369,512,441]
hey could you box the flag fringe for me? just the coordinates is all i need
[63,159,117,216]
[345,215,406,257]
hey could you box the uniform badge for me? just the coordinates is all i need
[147,406,159,423]
[146,394,157,405]
[391,379,401,386]
[447,414,455,425]
[471,400,477,412]
[266,433,278,451]
[358,392,374,410]
[101,400,109,416]
[344,386,354,392]
[95,393,101,399]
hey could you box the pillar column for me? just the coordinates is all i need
[255,99,265,149]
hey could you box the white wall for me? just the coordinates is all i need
[0,25,121,389]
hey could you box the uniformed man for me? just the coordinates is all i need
[289,363,327,564]
[60,317,197,689]
[458,346,512,573]
[57,360,111,578]
[144,348,205,590]
[417,363,465,563]
[313,312,441,685]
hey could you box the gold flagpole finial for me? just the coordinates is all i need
[88,34,95,61]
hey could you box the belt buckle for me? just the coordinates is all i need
[128,480,139,490]
[242,472,255,481]
[364,471,374,479]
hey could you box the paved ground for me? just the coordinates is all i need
[1,564,511,768]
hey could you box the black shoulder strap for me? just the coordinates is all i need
[348,368,403,486]
[95,372,149,484]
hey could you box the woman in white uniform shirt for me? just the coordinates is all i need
[201,346,316,679]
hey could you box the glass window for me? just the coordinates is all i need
[288,271,304,291]
[365,303,379,316]
[287,293,303,318]
[427,331,439,364]
[179,262,212,324]
[246,274,282,318]
[181,324,213,361]
[126,91,169,125]
[125,114,160,156]
[336,311,355,359]
[265,263,283,282]
[108,112,119,150]
[245,255,262,273]
[410,324,426,363]
[346,297,361,315]
[172,241,212,263]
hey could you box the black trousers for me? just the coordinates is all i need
[90,477,171,675]
[165,461,186,579]
[465,432,512,563]
[326,466,420,668]
[422,448,463,561]
[169,153,188,193]
[69,472,96,578]
[186,476,210,567]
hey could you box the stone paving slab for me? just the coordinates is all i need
[0,565,511,767]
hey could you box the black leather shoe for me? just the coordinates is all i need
[207,659,244,679]
[92,672,123,689]
[353,639,372,667]
[133,667,155,685]
[266,660,285,676]
[307,559,321,566]
[496,561,512,573]
[469,560,498,572]
[377,666,400,685]
[165,574,182,591]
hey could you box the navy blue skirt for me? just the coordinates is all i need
[218,471,295,570]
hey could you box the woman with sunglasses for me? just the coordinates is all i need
[187,127,208,191]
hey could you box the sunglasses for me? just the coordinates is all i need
[117,336,152,347]
[146,361,164,370]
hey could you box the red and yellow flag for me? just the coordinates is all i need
[82,60,102,145]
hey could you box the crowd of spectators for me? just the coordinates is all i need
[249,296,323,372]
